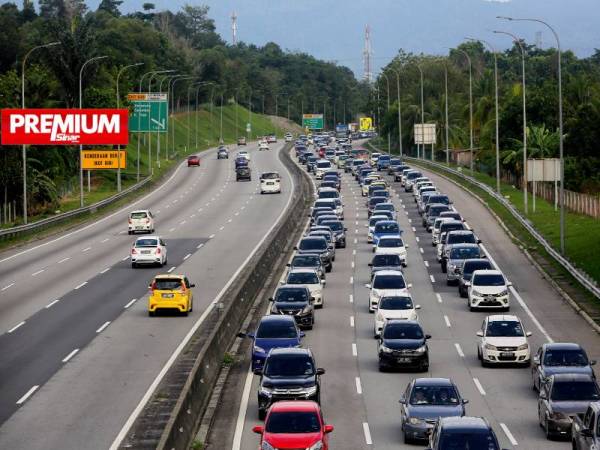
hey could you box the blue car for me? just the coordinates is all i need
[241,315,304,373]
[372,220,402,247]
[377,154,391,171]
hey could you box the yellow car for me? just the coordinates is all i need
[148,274,194,316]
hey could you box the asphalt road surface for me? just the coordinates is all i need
[228,148,600,450]
[0,140,295,450]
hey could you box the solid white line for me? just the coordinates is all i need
[444,315,451,327]
[454,343,465,357]
[96,321,111,333]
[167,266,176,273]
[58,257,70,264]
[430,274,435,283]
[31,269,44,277]
[74,281,87,290]
[16,385,39,405]
[352,343,358,356]
[436,293,443,303]
[101,238,110,243]
[197,243,204,249]
[231,368,254,450]
[350,276,354,284]
[82,247,91,252]
[8,321,25,333]
[355,377,363,394]
[169,227,176,233]
[500,423,518,446]
[124,298,137,309]
[473,377,486,396]
[350,316,355,327]
[349,294,354,303]
[45,299,60,309]
[362,422,373,445]
[118,230,126,234]
[209,234,216,239]
[100,268,110,274]
[183,253,191,260]
[62,348,79,363]
[424,260,429,267]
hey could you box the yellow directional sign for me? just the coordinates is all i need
[359,117,373,131]
[82,150,127,170]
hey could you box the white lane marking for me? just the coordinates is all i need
[353,249,356,256]
[241,206,245,210]
[183,253,192,261]
[430,274,435,283]
[362,422,373,445]
[351,261,355,269]
[419,247,424,254]
[16,385,39,405]
[412,226,416,232]
[124,298,137,309]
[45,299,60,309]
[415,236,420,242]
[424,260,429,268]
[407,218,412,223]
[219,226,225,231]
[96,321,111,333]
[169,227,176,233]
[121,255,129,261]
[8,321,25,333]
[167,266,176,273]
[352,343,358,356]
[1,282,15,291]
[58,257,70,264]
[198,208,203,212]
[480,244,553,343]
[444,315,451,327]
[349,294,354,303]
[101,238,110,243]
[118,230,126,234]
[500,423,518,446]
[197,243,204,249]
[100,268,110,274]
[350,276,354,284]
[82,247,91,252]
[173,199,179,204]
[179,220,186,225]
[166,204,171,209]
[436,293,443,303]
[350,316,355,327]
[190,214,196,219]
[114,144,295,450]
[354,238,358,244]
[62,348,79,363]
[74,281,87,290]
[156,210,161,214]
[234,212,239,216]
[209,234,216,239]
[31,269,45,277]
[228,218,233,223]
[355,377,363,394]
[454,343,465,357]
[473,377,486,396]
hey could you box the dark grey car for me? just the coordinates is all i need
[287,253,326,280]
[295,237,333,272]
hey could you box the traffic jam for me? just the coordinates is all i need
[244,133,599,450]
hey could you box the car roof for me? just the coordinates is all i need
[277,284,311,292]
[447,230,475,236]
[472,269,502,276]
[379,235,402,241]
[130,209,150,214]
[413,377,454,387]
[318,187,338,192]
[439,416,490,430]
[259,315,296,324]
[154,274,185,280]
[550,373,595,382]
[288,268,319,274]
[374,220,398,225]
[544,342,584,350]
[135,235,160,240]
[269,347,310,356]
[269,401,320,413]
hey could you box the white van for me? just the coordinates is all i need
[260,172,281,194]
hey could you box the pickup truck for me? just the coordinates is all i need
[573,401,600,449]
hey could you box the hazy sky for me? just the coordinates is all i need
[79,1,600,77]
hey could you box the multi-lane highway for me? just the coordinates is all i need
[0,140,294,450]
[221,141,600,450]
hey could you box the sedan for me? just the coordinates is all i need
[373,295,420,337]
[377,320,430,372]
[532,342,597,392]
[187,155,200,166]
[477,315,532,366]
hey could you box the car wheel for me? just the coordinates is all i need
[325,265,332,273]
[128,230,132,235]
[477,347,482,360]
[131,262,137,268]
[441,264,447,274]
[459,288,467,298]
[544,417,553,440]
[182,310,189,317]
[481,357,488,368]
[378,362,386,372]
[469,305,476,312]
[258,409,266,421]
[446,279,452,286]
[148,310,155,317]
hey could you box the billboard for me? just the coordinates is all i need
[302,114,324,130]
[82,150,127,170]
[128,93,168,133]
[335,123,348,133]
[527,158,561,182]
[1,109,129,146]
[359,117,372,131]
[414,124,436,145]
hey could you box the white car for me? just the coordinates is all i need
[373,295,420,337]
[259,141,269,151]
[477,315,532,366]
[128,209,154,234]
[285,133,293,142]
[366,215,389,243]
[365,270,412,313]
[260,172,281,194]
[238,150,250,160]
[374,236,408,265]
[370,152,381,166]
[468,269,511,311]
[131,236,167,268]
[315,160,332,179]
[284,268,325,308]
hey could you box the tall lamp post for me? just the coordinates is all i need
[494,29,528,214]
[195,81,214,150]
[116,62,143,192]
[466,37,500,194]
[454,48,474,174]
[156,73,179,168]
[170,76,193,157]
[380,72,391,154]
[20,41,59,223]
[388,67,403,157]
[443,60,449,165]
[147,70,175,175]
[498,16,565,253]
[79,55,108,207]
[415,64,425,160]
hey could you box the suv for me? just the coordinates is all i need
[257,348,325,419]
[369,253,403,279]
[237,136,247,145]
[217,147,229,159]
[423,204,452,231]
[321,220,347,248]
[468,269,511,311]
[236,166,251,181]
[445,243,484,285]
[270,285,314,329]
[477,314,532,366]
[532,343,597,392]
[128,209,154,234]
[260,172,281,194]
[426,416,503,450]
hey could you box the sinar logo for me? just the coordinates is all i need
[359,117,373,131]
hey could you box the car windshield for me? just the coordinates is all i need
[287,272,320,284]
[320,183,337,189]
[372,254,401,266]
[310,232,331,243]
[275,288,309,303]
[265,411,321,434]
[378,238,403,248]
[256,321,298,339]
[439,432,499,450]
[380,296,413,310]
[135,239,158,247]
[317,161,331,168]
[261,173,279,179]
[375,204,394,212]
[472,273,505,286]
[264,354,315,377]
[486,321,524,337]
[307,156,317,162]
[319,191,338,199]
[441,223,465,234]
[409,385,460,406]
[130,212,148,219]
[375,223,399,233]
[450,247,481,259]
[463,261,492,276]
[323,221,343,231]
[373,275,406,289]
[369,217,387,227]
[315,201,335,210]
[448,234,477,245]
[544,349,589,367]
[383,324,423,339]
[292,255,320,267]
[429,205,451,216]
[153,278,183,290]
[369,197,387,207]
[429,196,450,205]
[551,381,600,401]
[372,190,389,198]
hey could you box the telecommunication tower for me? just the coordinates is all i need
[363,25,373,82]
[231,11,238,45]
[535,31,542,48]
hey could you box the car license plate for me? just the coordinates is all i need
[485,295,495,301]
[141,250,151,254]
[500,352,513,358]
[397,357,411,363]
[136,226,144,230]
[161,293,174,298]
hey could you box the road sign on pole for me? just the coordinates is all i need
[81,150,127,169]
[359,117,373,131]
[302,114,324,130]
[128,93,168,133]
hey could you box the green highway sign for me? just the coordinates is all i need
[128,93,169,133]
[302,114,324,130]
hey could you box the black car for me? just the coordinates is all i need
[538,373,600,439]
[257,348,325,419]
[426,416,503,450]
[287,254,326,280]
[377,320,430,372]
[217,147,229,159]
[295,237,333,272]
[458,258,494,297]
[321,220,347,248]
[270,285,314,330]
[236,166,251,181]
[400,378,468,444]
[369,254,403,279]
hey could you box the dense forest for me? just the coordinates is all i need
[0,0,368,219]
[372,42,600,193]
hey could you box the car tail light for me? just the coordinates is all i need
[131,248,137,254]
[145,218,150,223]
[156,247,161,254]
[150,281,157,291]
[128,219,132,224]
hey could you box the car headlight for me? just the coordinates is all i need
[301,385,318,396]
[414,345,427,354]
[484,343,497,351]
[259,386,273,397]
[371,290,380,299]
[380,344,393,353]
[448,263,456,271]
[307,441,324,450]
[472,290,484,297]
[408,417,425,425]
[254,345,266,354]
[517,344,529,351]
[261,441,276,450]
[498,289,509,296]
[301,305,312,314]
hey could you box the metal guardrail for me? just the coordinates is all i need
[0,176,152,240]
[404,155,600,300]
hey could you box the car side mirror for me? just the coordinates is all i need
[368,263,373,267]
[398,396,406,404]
[415,305,421,309]
[465,281,471,286]
[286,263,291,267]
[293,246,298,250]
[300,331,306,338]
[252,425,264,434]
[310,297,316,303]
[321,279,327,285]
[364,283,371,289]
[507,282,513,287]
[533,356,540,364]
[316,368,326,375]
[476,331,484,337]
[237,332,246,338]
[581,428,594,438]
[407,283,413,289]
[425,334,431,340]
[405,244,410,248]
[324,424,334,434]
[591,360,597,366]
[462,399,469,404]
[344,228,348,231]
[526,331,532,337]
[268,297,273,302]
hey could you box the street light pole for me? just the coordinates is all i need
[444,61,449,165]
[219,91,224,143]
[247,87,253,140]
[156,73,178,168]
[455,49,474,175]
[389,67,403,157]
[380,72,391,154]
[79,55,108,207]
[415,65,425,159]
[195,82,213,151]
[20,41,59,223]
[498,16,564,252]
[494,29,528,214]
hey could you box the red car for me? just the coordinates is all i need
[187,155,200,167]
[253,401,333,450]
[318,147,326,158]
